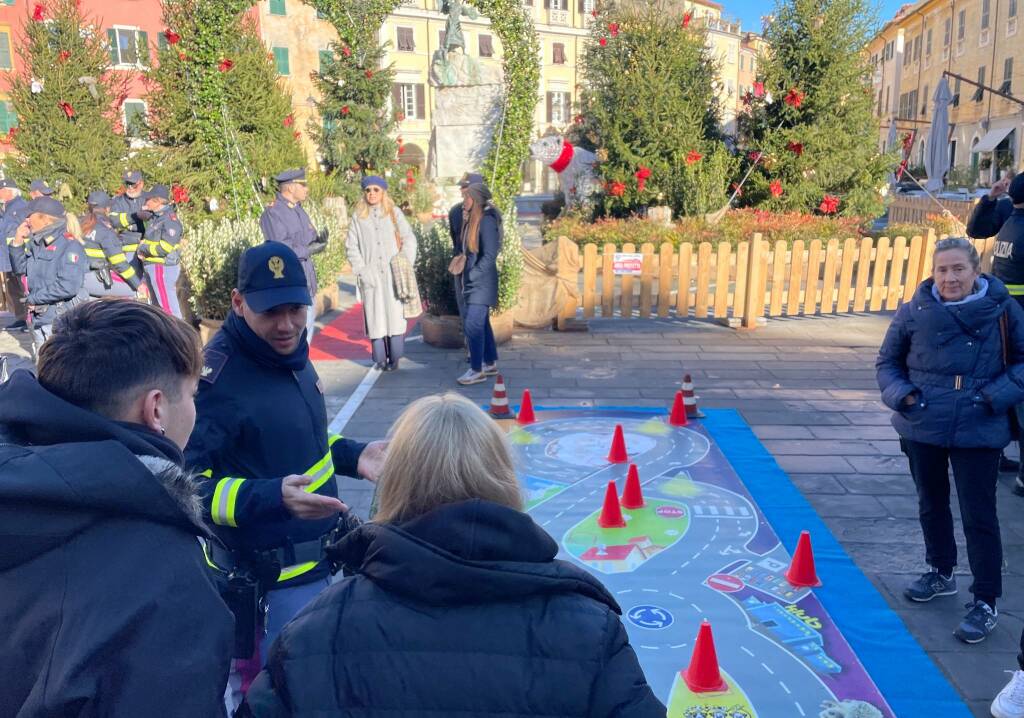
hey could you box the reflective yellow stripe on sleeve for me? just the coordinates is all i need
[108,252,127,263]
[211,477,245,527]
[159,240,175,254]
[84,248,106,258]
[1006,284,1024,296]
[304,449,335,493]
[120,266,137,279]
[278,562,319,582]
[116,212,130,228]
[122,243,139,252]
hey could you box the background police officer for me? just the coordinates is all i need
[110,170,146,236]
[136,184,184,317]
[259,168,321,338]
[185,242,385,710]
[81,191,141,298]
[0,179,29,331]
[27,179,54,200]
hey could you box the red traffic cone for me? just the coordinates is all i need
[682,620,727,693]
[517,389,535,425]
[668,390,689,427]
[682,374,705,418]
[785,530,822,588]
[489,375,515,419]
[598,480,627,528]
[621,464,645,509]
[607,424,628,463]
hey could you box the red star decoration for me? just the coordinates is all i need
[769,179,783,197]
[58,50,70,63]
[599,37,607,46]
[341,105,350,115]
[171,185,190,204]
[685,150,702,165]
[32,3,45,21]
[784,88,805,108]
[365,70,374,78]
[218,58,234,72]
[165,30,181,45]
[341,45,352,57]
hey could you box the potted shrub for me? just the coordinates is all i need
[415,221,464,348]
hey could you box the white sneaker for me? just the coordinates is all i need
[482,362,498,376]
[993,670,1024,718]
[457,369,487,385]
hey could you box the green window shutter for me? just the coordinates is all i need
[107,28,118,64]
[319,50,331,73]
[0,32,11,70]
[0,101,17,134]
[137,30,149,65]
[158,32,167,50]
[273,47,290,75]
[270,0,287,14]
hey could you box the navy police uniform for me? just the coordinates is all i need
[82,190,140,298]
[110,170,146,236]
[0,181,29,324]
[260,169,318,299]
[137,185,185,317]
[979,176,1024,309]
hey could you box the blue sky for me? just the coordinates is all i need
[728,0,901,35]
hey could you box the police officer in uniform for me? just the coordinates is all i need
[259,168,323,338]
[110,170,146,236]
[27,179,54,199]
[81,191,141,298]
[185,241,386,710]
[0,179,29,331]
[136,184,185,317]
[7,197,86,354]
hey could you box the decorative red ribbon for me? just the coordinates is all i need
[549,140,575,173]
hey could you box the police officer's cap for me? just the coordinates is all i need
[28,196,66,218]
[1009,174,1024,205]
[144,184,170,202]
[238,241,312,312]
[0,178,17,190]
[458,172,485,189]
[123,170,143,185]
[29,179,54,195]
[87,190,111,208]
[274,168,307,185]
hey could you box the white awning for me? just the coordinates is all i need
[973,124,1017,153]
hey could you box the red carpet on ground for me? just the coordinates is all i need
[310,303,419,361]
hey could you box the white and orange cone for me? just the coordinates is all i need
[489,374,515,419]
[682,374,705,418]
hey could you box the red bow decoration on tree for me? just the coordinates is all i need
[341,45,352,57]
[58,50,70,63]
[607,181,626,197]
[171,185,190,204]
[682,12,692,27]
[819,194,840,214]
[218,58,234,72]
[341,105,351,115]
[635,165,651,192]
[608,22,619,37]
[591,8,598,17]
[753,81,765,97]
[406,169,415,186]
[599,37,608,46]
[58,101,75,119]
[32,3,45,21]
[786,141,804,156]
[769,179,783,197]
[685,150,702,165]
[164,30,181,45]
[283,115,294,127]
[783,88,805,108]
[365,69,374,78]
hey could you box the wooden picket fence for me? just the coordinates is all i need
[559,230,997,328]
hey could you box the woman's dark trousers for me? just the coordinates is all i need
[464,302,497,372]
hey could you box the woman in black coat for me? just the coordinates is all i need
[876,237,1024,645]
[243,393,665,718]
[454,182,502,386]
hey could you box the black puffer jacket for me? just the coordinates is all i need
[0,371,234,718]
[244,499,665,718]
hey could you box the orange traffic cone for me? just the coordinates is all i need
[621,464,645,509]
[607,424,628,463]
[785,530,822,588]
[489,375,515,419]
[682,620,727,693]
[668,390,689,427]
[682,374,705,418]
[598,480,627,528]
[517,389,536,425]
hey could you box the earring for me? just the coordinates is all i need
[157,426,166,436]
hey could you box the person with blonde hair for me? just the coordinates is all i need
[243,393,665,718]
[346,176,418,371]
[8,196,87,354]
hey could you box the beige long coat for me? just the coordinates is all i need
[345,205,417,339]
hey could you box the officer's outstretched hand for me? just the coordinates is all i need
[282,474,347,520]
[357,440,388,483]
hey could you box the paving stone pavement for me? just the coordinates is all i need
[340,312,1024,718]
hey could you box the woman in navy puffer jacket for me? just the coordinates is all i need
[877,237,1024,645]
[242,393,665,718]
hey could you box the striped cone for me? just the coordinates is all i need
[682,374,705,418]
[489,374,515,419]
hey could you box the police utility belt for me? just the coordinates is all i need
[32,294,85,318]
[208,535,330,579]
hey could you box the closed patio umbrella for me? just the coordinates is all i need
[924,78,952,192]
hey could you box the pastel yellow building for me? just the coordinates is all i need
[867,0,1023,186]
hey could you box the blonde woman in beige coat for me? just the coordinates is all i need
[346,176,417,371]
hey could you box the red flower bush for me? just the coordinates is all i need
[819,194,840,214]
[607,181,626,197]
[635,165,651,192]
[171,185,190,205]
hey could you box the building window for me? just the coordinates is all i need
[0,29,11,70]
[885,86,890,112]
[958,10,966,39]
[952,77,961,106]
[944,18,952,46]
[921,84,928,115]
[397,27,415,52]
[981,0,990,28]
[974,66,985,101]
[1003,57,1014,93]
[269,0,286,15]
[107,27,149,67]
[0,99,16,134]
[545,0,568,10]
[913,35,921,61]
[123,100,146,137]
[925,28,932,55]
[479,34,493,57]
[392,83,425,119]
[582,0,596,13]
[552,42,566,64]
[319,49,332,74]
[272,46,290,75]
[1011,0,1018,18]
[546,90,570,124]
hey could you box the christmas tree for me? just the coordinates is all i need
[736,0,891,217]
[574,1,737,217]
[7,0,130,208]
[144,0,305,216]
[311,23,398,205]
